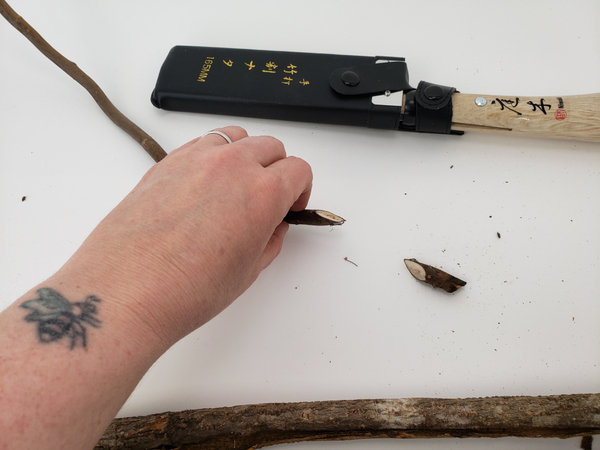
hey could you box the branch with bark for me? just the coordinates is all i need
[96,394,599,449]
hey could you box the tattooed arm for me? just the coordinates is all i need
[0,126,313,450]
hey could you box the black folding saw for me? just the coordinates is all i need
[151,46,600,143]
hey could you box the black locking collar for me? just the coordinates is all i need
[407,81,463,135]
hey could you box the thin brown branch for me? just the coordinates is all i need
[95,393,600,449]
[0,0,167,163]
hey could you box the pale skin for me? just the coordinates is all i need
[0,126,313,450]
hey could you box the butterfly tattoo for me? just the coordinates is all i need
[21,288,101,349]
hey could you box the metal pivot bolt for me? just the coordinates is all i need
[475,97,487,106]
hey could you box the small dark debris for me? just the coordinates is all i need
[497,232,501,238]
[21,196,26,202]
[580,436,593,450]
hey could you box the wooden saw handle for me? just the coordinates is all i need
[451,93,600,142]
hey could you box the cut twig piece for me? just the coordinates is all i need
[404,258,466,293]
[0,0,167,163]
[284,209,345,226]
[95,393,600,449]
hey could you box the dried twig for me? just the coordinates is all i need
[0,0,167,163]
[404,258,466,293]
[95,393,600,449]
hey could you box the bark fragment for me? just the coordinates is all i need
[581,435,594,450]
[404,258,466,293]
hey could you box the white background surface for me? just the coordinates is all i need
[1,1,599,449]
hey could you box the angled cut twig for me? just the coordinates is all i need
[404,258,467,293]
[285,209,345,226]
[95,393,600,449]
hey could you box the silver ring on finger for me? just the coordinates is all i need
[202,130,233,144]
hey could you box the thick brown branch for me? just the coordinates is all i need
[96,393,600,449]
[0,0,167,163]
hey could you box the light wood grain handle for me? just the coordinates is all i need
[451,93,600,142]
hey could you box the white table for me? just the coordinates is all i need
[1,1,598,448]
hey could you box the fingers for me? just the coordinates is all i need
[220,132,310,207]
[173,126,313,212]
[268,156,313,211]
[176,127,286,167]
[241,135,287,167]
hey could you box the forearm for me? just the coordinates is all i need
[0,271,170,450]
[0,127,313,450]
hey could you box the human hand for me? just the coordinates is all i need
[58,126,312,345]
